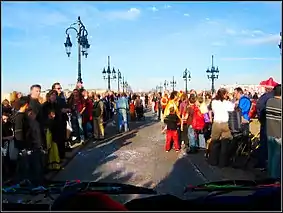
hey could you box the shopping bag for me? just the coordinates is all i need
[8,139,19,161]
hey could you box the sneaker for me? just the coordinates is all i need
[166,150,169,153]
[175,150,180,153]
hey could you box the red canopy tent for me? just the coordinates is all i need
[259,77,278,88]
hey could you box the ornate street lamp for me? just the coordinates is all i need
[121,76,128,93]
[64,16,90,84]
[279,32,281,54]
[164,80,169,90]
[117,69,122,92]
[206,55,219,94]
[102,56,116,90]
[183,68,191,93]
[156,83,162,93]
[170,76,176,91]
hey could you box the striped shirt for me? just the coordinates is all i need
[266,98,281,139]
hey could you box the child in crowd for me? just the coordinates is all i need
[164,107,180,152]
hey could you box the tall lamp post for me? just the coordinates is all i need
[102,56,116,90]
[170,76,176,92]
[183,68,191,93]
[156,83,162,93]
[164,80,169,90]
[206,55,219,94]
[117,69,122,92]
[121,76,128,93]
[64,16,90,84]
[279,32,282,54]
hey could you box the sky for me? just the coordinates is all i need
[1,1,282,93]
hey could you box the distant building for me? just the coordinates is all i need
[219,84,265,94]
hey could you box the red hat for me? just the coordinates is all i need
[259,77,278,88]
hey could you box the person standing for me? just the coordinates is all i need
[161,93,169,122]
[256,84,276,169]
[234,87,252,148]
[116,93,129,132]
[52,83,70,158]
[266,84,281,179]
[145,94,149,108]
[208,88,234,167]
[156,92,162,120]
[93,94,105,140]
[164,107,181,152]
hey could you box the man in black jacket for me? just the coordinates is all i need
[52,82,70,158]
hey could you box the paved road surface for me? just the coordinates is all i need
[53,112,261,203]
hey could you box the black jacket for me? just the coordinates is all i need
[164,113,179,130]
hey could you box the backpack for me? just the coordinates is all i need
[192,105,205,130]
[93,100,106,118]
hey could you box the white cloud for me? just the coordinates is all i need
[225,28,237,35]
[149,6,158,12]
[225,28,266,37]
[183,13,190,17]
[220,57,280,61]
[104,8,141,21]
[211,41,226,46]
[164,5,172,9]
[240,34,280,45]
[205,18,210,21]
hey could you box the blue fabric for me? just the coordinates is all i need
[267,136,281,179]
[188,125,196,148]
[238,95,252,121]
[118,109,129,132]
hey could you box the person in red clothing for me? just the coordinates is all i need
[164,107,181,152]
[82,89,93,139]
[68,89,85,144]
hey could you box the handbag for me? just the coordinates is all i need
[8,139,19,161]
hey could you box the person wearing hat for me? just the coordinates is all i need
[256,78,278,170]
[265,84,281,179]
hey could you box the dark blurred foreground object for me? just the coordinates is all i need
[51,191,128,211]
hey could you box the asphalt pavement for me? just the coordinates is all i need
[52,112,262,203]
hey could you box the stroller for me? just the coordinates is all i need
[229,112,260,169]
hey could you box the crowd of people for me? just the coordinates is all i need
[2,81,281,184]
[1,83,149,183]
[156,83,281,180]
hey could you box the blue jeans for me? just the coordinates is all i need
[118,109,129,132]
[188,125,196,148]
[71,112,84,141]
[198,133,206,149]
[267,136,281,179]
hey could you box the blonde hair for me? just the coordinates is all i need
[197,96,204,104]
[38,96,44,104]
[10,91,18,103]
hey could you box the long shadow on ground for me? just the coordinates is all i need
[53,117,158,182]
